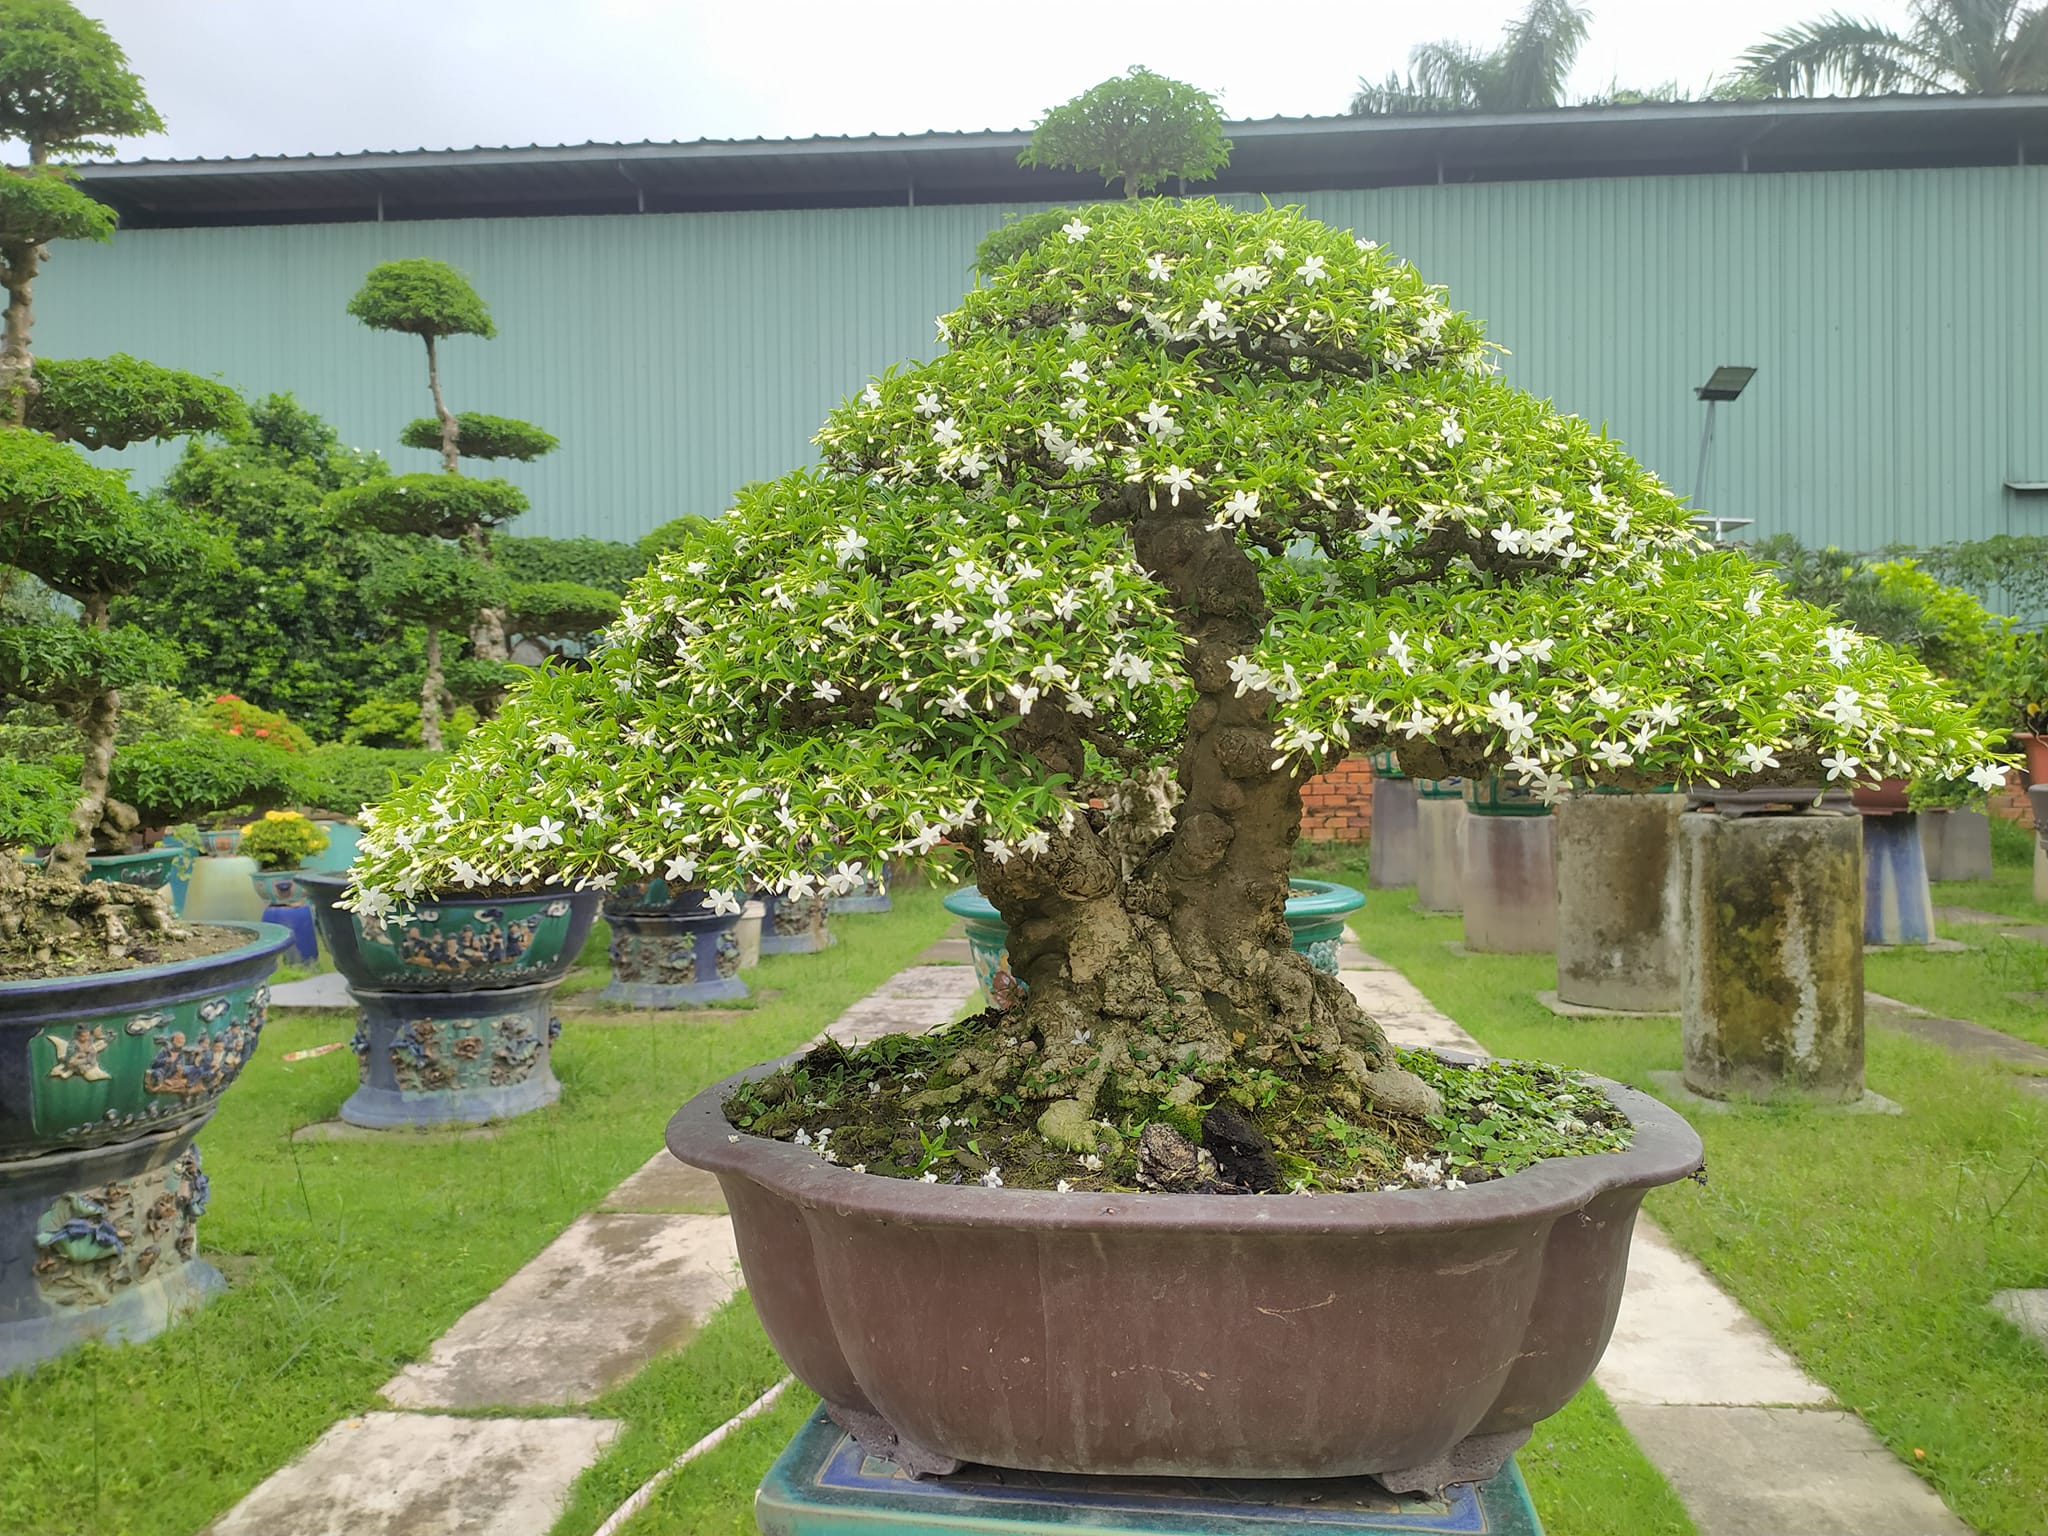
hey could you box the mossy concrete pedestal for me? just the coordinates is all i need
[1862,812,1936,946]
[1678,811,1865,1103]
[1415,789,1466,915]
[1461,813,1556,954]
[1368,776,1419,889]
[1918,808,1992,882]
[2032,787,2047,904]
[1555,793,1682,1012]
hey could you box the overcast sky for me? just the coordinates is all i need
[84,0,1924,163]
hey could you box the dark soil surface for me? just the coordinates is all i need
[724,1012,1633,1194]
[2,919,252,982]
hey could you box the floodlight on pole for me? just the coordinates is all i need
[1691,365,1756,542]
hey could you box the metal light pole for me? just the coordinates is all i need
[1690,366,1756,542]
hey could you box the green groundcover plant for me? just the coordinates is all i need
[350,197,2000,1189]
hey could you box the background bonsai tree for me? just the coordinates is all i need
[1018,66,1231,200]
[0,1,243,877]
[348,199,1998,1183]
[329,259,612,739]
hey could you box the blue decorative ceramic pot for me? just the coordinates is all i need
[599,879,747,1008]
[340,981,562,1129]
[827,870,892,915]
[300,874,600,994]
[757,889,832,955]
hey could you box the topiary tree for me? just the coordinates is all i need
[358,542,508,749]
[330,258,558,737]
[1018,67,1232,200]
[347,199,2000,1179]
[0,6,244,880]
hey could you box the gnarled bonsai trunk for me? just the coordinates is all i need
[50,597,119,879]
[420,623,447,751]
[0,237,43,428]
[969,497,1437,1138]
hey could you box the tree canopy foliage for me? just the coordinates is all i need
[0,0,161,160]
[1736,0,2048,96]
[28,353,245,449]
[1018,67,1231,198]
[346,258,496,339]
[399,410,557,462]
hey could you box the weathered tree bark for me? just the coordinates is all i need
[422,333,459,474]
[51,597,118,879]
[420,623,446,751]
[963,490,1439,1142]
[0,239,43,428]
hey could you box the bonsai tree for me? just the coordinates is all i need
[0,1,243,877]
[355,540,508,749]
[1018,67,1231,199]
[326,259,584,736]
[347,198,1999,1183]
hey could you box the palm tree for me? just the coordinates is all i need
[1735,0,2048,96]
[1350,0,1593,115]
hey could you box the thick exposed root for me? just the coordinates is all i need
[0,854,190,978]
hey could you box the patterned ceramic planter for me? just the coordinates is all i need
[1366,748,1408,779]
[599,879,747,1008]
[943,882,1367,1011]
[300,875,600,994]
[827,870,892,915]
[249,869,313,908]
[0,922,290,1374]
[1,1120,223,1376]
[1464,776,1551,817]
[196,827,242,857]
[1416,776,1466,799]
[0,922,292,1159]
[83,845,187,894]
[341,981,563,1128]
[757,889,832,955]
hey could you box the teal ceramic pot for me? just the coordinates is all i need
[598,879,747,1008]
[1464,776,1551,817]
[1416,776,1466,800]
[196,827,242,857]
[0,921,292,1159]
[943,881,1367,1010]
[161,837,200,914]
[342,981,562,1128]
[301,820,363,874]
[249,869,312,908]
[300,874,601,994]
[1367,749,1409,779]
[83,845,185,894]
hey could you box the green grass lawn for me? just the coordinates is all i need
[0,883,953,1536]
[1301,846,2048,1536]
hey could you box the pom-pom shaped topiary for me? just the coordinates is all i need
[346,258,495,340]
[399,411,557,463]
[28,354,245,450]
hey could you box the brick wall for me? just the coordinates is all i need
[1300,758,1376,845]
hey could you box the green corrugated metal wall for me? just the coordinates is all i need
[34,166,2048,551]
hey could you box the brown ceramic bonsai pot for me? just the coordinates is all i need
[666,1057,1704,1491]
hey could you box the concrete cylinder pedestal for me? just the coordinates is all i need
[1678,810,1865,1103]
[1368,775,1419,889]
[1918,807,1993,882]
[1462,810,1557,954]
[2031,787,2047,904]
[1862,811,1937,946]
[1554,792,1683,1011]
[1415,782,1467,915]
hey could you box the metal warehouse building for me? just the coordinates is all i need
[47,96,2048,550]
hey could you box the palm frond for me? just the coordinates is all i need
[1998,3,2048,89]
[1735,12,1921,94]
[1491,0,1593,110]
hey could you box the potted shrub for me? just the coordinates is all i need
[239,809,329,908]
[342,190,1998,1485]
[0,3,291,1374]
[1995,628,2048,783]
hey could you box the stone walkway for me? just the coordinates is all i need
[217,947,1970,1535]
[1344,965,1969,1536]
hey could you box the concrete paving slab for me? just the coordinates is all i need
[1534,989,1675,1020]
[1990,1288,2048,1353]
[1614,1405,1969,1536]
[1997,924,2048,945]
[205,1411,620,1536]
[819,965,984,1049]
[1866,937,1970,953]
[1931,905,2013,926]
[1340,970,1487,1057]
[916,936,975,965]
[1647,1070,1902,1116]
[1864,990,1930,1016]
[600,1151,727,1214]
[270,972,354,1009]
[1868,1006,2048,1071]
[382,1213,739,1409]
[1597,1222,1831,1408]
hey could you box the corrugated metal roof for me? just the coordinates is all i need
[76,96,2048,228]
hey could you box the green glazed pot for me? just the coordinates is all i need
[299,874,601,994]
[1464,775,1551,817]
[943,880,1366,1010]
[82,845,186,893]
[1366,749,1408,779]
[1416,776,1466,800]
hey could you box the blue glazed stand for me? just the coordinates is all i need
[756,1409,1543,1536]
[341,981,563,1129]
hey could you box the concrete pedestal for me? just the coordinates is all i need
[1918,808,1993,882]
[1555,793,1683,1012]
[1678,811,1865,1103]
[1461,813,1557,954]
[1862,813,1936,946]
[1416,795,1467,914]
[2033,788,2047,904]
[1368,777,1419,888]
